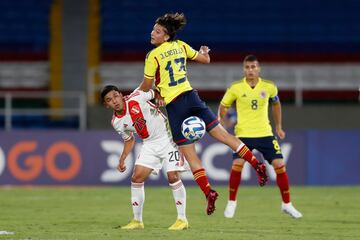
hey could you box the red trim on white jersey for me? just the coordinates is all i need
[123,133,134,142]
[111,89,167,143]
[149,89,155,99]
[146,101,166,119]
[128,100,150,139]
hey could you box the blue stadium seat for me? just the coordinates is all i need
[101,0,360,55]
[0,0,51,53]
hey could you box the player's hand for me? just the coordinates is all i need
[199,46,210,54]
[155,98,165,107]
[117,160,126,172]
[276,128,286,140]
[178,151,185,167]
[154,91,165,107]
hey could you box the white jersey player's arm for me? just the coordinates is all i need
[137,89,155,102]
[120,131,133,142]
[112,120,133,142]
[118,135,135,172]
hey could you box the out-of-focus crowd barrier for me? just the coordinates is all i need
[0,130,359,186]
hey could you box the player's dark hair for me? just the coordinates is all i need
[244,55,258,62]
[100,85,120,102]
[156,12,186,41]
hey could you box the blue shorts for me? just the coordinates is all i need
[232,136,283,163]
[166,90,219,145]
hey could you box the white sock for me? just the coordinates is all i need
[131,182,145,222]
[169,180,187,220]
[235,142,245,153]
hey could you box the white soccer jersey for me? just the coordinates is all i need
[111,89,171,143]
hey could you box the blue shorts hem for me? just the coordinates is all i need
[206,119,219,132]
[175,138,194,146]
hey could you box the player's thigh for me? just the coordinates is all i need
[166,97,192,145]
[136,144,163,175]
[160,141,186,174]
[188,90,219,131]
[253,136,283,164]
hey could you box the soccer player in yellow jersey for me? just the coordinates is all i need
[219,55,303,219]
[139,13,268,215]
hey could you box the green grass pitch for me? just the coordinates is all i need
[1,186,359,240]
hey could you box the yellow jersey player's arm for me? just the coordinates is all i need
[219,86,237,127]
[139,77,153,92]
[139,77,165,106]
[194,45,210,64]
[218,104,229,127]
[139,51,157,92]
[181,40,210,64]
[270,85,285,139]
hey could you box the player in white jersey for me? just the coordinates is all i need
[101,85,189,230]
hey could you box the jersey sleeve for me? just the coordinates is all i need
[121,131,134,141]
[113,126,133,142]
[111,117,134,142]
[269,83,279,102]
[221,86,237,107]
[180,40,198,60]
[144,50,158,79]
[138,89,155,102]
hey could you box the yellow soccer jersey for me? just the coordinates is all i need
[144,40,198,104]
[221,78,278,137]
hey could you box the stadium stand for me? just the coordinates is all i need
[0,0,50,60]
[0,0,82,129]
[1,0,359,129]
[101,0,360,62]
[99,0,360,105]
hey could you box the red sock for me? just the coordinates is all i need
[275,165,290,203]
[193,168,211,196]
[229,164,243,201]
[237,144,259,168]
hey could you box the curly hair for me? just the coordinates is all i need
[156,12,187,41]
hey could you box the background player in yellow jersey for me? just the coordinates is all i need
[218,55,303,219]
[139,13,268,215]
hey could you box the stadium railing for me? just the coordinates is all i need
[0,91,86,131]
[97,62,360,106]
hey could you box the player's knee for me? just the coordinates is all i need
[167,172,180,183]
[272,159,285,169]
[232,162,244,172]
[274,165,286,174]
[131,173,145,183]
[233,159,244,165]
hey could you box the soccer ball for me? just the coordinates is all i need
[181,116,206,141]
